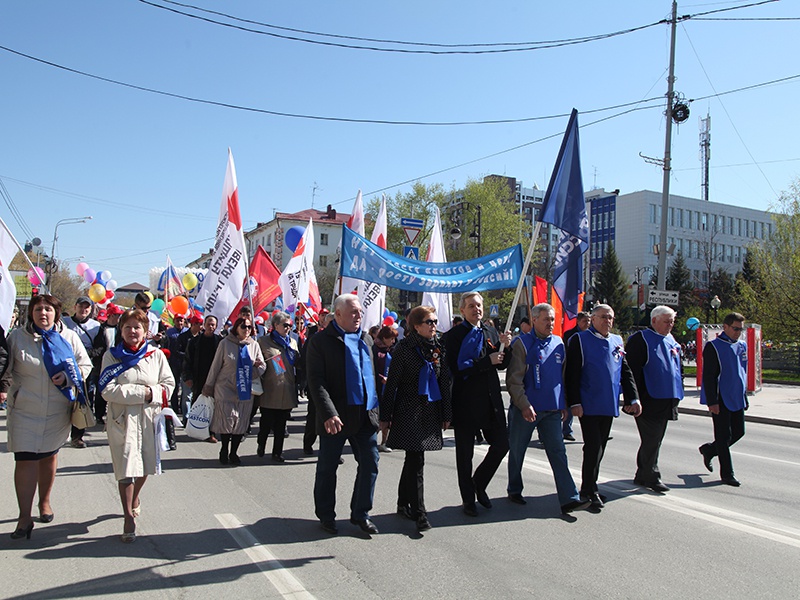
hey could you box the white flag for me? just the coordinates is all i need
[358,195,388,330]
[196,149,248,329]
[279,218,316,315]
[332,190,365,301]
[421,206,452,333]
[0,217,21,331]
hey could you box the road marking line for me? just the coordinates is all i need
[733,451,800,467]
[216,513,316,600]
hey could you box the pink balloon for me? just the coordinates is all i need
[76,262,89,276]
[27,267,46,285]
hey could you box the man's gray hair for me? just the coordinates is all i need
[592,303,614,315]
[650,305,676,322]
[531,303,554,319]
[271,310,291,329]
[333,293,359,312]
[459,291,483,309]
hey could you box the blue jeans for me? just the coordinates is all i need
[507,405,581,507]
[313,421,379,522]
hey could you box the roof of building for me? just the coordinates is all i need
[116,282,149,293]
[248,205,351,234]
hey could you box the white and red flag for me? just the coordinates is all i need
[421,206,452,332]
[332,190,365,300]
[279,218,316,316]
[196,149,248,328]
[358,194,388,330]
[0,217,21,331]
[228,245,283,321]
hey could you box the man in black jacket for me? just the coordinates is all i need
[306,294,380,535]
[184,315,221,443]
[444,291,511,517]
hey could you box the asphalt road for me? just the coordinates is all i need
[1,400,799,599]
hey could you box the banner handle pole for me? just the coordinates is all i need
[499,220,542,353]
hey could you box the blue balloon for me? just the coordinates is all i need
[285,226,306,252]
[686,317,700,331]
[389,311,398,320]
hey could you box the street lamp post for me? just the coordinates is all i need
[48,217,92,281]
[710,294,721,323]
[449,201,482,258]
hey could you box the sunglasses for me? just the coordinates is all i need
[730,326,744,332]
[279,322,292,328]
[240,324,253,330]
[423,319,438,326]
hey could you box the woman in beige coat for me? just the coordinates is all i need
[203,316,265,466]
[4,295,92,540]
[256,311,299,462]
[99,309,174,543]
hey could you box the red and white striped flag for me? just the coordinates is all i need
[358,194,388,330]
[196,149,248,329]
[332,190,365,300]
[279,218,316,315]
[421,206,452,332]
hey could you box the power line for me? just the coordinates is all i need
[0,176,35,241]
[138,0,667,55]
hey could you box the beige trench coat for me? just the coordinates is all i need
[100,346,175,480]
[205,334,266,435]
[5,325,92,454]
[257,334,299,410]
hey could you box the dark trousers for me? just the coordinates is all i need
[635,414,670,483]
[71,375,97,442]
[578,415,614,496]
[398,450,426,517]
[454,420,509,505]
[304,398,318,452]
[258,407,290,457]
[702,403,745,478]
[313,421,379,522]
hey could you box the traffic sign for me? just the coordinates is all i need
[401,217,423,246]
[489,304,499,318]
[648,289,680,306]
[403,245,420,260]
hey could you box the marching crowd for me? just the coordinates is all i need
[0,289,750,541]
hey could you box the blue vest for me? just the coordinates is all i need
[515,333,565,412]
[576,329,625,417]
[700,336,747,411]
[640,329,684,400]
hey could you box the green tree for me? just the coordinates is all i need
[591,243,633,331]
[665,251,697,319]
[709,268,735,313]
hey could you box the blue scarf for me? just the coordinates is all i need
[35,325,88,405]
[332,321,377,410]
[236,341,253,401]
[97,341,153,393]
[457,321,484,372]
[416,347,441,402]
[270,330,297,366]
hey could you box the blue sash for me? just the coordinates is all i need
[270,330,297,366]
[236,342,253,401]
[457,322,484,372]
[97,342,154,393]
[332,321,377,410]
[35,326,88,405]
[416,347,441,402]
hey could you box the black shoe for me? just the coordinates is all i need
[168,443,177,451]
[563,433,576,441]
[397,505,414,520]
[256,445,265,458]
[416,515,432,531]
[229,454,241,466]
[303,447,314,456]
[462,503,478,517]
[38,513,54,523]
[634,478,670,493]
[320,520,338,534]
[561,499,592,515]
[219,451,229,465]
[10,522,34,540]
[272,454,285,463]
[699,445,714,472]
[721,476,741,487]
[350,518,379,534]
[474,480,492,508]
[585,492,604,510]
[507,493,527,505]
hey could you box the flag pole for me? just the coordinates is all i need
[500,220,542,352]
[0,217,49,294]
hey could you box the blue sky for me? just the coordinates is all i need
[0,0,797,286]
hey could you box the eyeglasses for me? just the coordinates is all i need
[730,326,744,332]
[279,322,292,328]
[423,319,438,326]
[241,324,253,330]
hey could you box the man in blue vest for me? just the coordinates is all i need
[698,312,748,486]
[565,304,640,510]
[506,303,591,515]
[625,305,683,492]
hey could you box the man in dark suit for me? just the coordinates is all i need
[444,291,511,517]
[306,294,380,535]
[561,311,589,441]
[625,305,683,493]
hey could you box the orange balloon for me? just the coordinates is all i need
[169,296,189,315]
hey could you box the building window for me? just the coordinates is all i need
[702,213,708,231]
[649,204,657,224]
[320,233,329,246]
[319,255,328,267]
[266,233,272,247]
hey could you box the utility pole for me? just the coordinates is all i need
[657,0,678,290]
[700,112,711,202]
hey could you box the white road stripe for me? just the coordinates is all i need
[733,451,800,467]
[216,513,316,600]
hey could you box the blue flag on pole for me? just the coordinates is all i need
[538,109,589,319]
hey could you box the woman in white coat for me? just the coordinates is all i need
[4,295,92,540]
[98,308,174,542]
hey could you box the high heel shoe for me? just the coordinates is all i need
[10,522,34,540]
[132,500,141,518]
[39,512,54,523]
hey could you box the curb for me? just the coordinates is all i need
[677,406,800,429]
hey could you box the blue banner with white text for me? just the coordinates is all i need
[341,226,523,293]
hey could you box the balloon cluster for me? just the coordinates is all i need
[382,308,400,328]
[76,262,117,305]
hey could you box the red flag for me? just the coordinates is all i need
[562,292,585,332]
[228,245,282,321]
[551,289,564,337]
[533,276,548,306]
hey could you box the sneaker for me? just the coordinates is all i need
[378,444,392,453]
